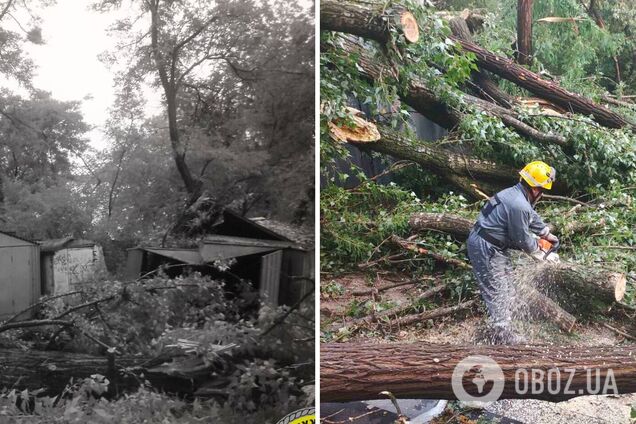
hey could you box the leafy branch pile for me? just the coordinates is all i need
[0,274,314,422]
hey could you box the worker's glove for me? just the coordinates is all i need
[542,232,559,245]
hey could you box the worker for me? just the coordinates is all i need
[466,161,559,344]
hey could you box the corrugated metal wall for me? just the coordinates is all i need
[0,233,40,319]
[259,250,283,306]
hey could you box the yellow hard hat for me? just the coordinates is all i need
[519,161,556,190]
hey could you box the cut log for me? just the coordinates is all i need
[320,0,634,130]
[320,0,415,44]
[321,342,636,402]
[530,263,627,311]
[0,348,200,396]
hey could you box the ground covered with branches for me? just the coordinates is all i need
[0,274,314,422]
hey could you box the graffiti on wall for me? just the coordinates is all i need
[53,246,106,294]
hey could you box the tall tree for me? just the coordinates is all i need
[96,0,271,203]
[97,0,314,227]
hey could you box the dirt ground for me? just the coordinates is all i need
[321,272,625,345]
[321,272,636,423]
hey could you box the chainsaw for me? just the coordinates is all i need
[538,238,560,263]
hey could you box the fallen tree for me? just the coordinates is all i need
[320,0,634,130]
[0,347,205,396]
[349,124,517,195]
[329,37,569,148]
[321,342,636,402]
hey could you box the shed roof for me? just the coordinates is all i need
[38,237,98,253]
[201,235,296,249]
[248,218,314,249]
[213,210,313,249]
[127,247,203,265]
[0,230,37,245]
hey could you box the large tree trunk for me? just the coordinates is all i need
[321,342,636,402]
[451,37,632,129]
[349,125,517,194]
[0,348,204,396]
[149,2,201,201]
[516,0,533,65]
[448,17,515,108]
[320,0,634,130]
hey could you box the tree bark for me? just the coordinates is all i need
[516,0,533,65]
[409,212,474,239]
[149,1,201,200]
[0,348,200,396]
[448,17,515,108]
[351,125,517,195]
[320,0,634,130]
[321,342,636,402]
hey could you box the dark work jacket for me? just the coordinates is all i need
[474,183,549,253]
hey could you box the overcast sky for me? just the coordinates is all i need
[23,0,161,150]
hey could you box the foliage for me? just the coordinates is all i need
[0,0,52,86]
[320,183,420,272]
[1,179,92,240]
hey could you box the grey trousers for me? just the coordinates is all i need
[466,230,515,328]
